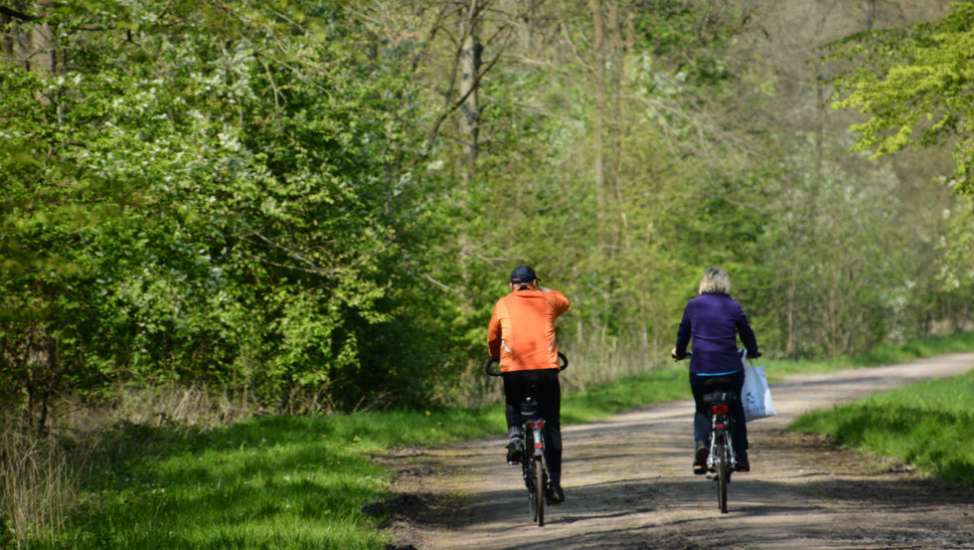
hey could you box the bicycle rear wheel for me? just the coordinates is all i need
[534,458,545,526]
[525,457,540,522]
[717,441,728,514]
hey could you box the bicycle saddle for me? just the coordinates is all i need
[702,376,735,389]
[703,391,738,404]
[519,398,541,419]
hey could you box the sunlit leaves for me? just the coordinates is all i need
[0,0,449,411]
[830,1,974,195]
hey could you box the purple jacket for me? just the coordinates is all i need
[674,293,759,375]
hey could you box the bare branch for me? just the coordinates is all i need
[410,1,454,72]
[421,273,463,294]
[246,232,337,277]
[426,24,513,148]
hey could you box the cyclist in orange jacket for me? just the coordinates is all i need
[487,265,571,503]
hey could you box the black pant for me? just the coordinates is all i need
[502,369,562,481]
[690,370,748,455]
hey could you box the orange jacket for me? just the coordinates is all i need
[487,289,571,373]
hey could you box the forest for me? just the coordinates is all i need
[2,0,974,448]
[3,0,974,546]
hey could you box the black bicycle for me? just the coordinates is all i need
[484,353,568,527]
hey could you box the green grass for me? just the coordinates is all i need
[791,370,974,486]
[39,332,974,548]
[41,367,691,550]
[763,331,974,381]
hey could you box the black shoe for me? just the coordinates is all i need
[546,482,565,505]
[735,452,750,472]
[693,446,709,475]
[506,438,523,465]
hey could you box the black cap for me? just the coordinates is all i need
[510,265,537,284]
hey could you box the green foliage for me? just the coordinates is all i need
[938,199,974,296]
[0,1,458,412]
[792,369,974,485]
[829,1,974,195]
[632,0,744,90]
[2,0,973,418]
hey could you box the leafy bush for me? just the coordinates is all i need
[0,1,459,417]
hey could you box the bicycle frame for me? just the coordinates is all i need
[705,392,737,514]
[526,418,547,462]
[707,400,738,472]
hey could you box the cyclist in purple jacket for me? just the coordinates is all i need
[672,267,761,474]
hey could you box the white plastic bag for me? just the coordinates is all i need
[742,363,776,420]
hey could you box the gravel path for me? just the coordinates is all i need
[386,353,974,549]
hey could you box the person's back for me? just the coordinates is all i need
[680,293,756,376]
[489,289,569,373]
[486,265,570,504]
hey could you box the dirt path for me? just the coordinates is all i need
[386,354,974,549]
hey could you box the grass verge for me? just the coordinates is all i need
[34,332,974,548]
[763,331,974,381]
[791,369,974,486]
[36,367,691,550]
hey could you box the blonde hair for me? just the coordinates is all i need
[698,267,731,295]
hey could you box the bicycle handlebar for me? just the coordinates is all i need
[483,352,569,377]
[483,357,500,376]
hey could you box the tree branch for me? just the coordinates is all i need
[425,24,513,149]
[0,5,40,21]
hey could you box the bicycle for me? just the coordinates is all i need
[483,352,568,527]
[674,352,741,514]
[701,379,738,514]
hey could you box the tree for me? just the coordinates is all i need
[0,0,458,415]
[829,1,974,195]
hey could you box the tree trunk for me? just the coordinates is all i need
[25,2,58,435]
[864,0,878,31]
[589,0,607,229]
[26,324,55,436]
[458,0,482,182]
[786,267,797,356]
[26,1,56,75]
[608,2,625,239]
[1,12,14,59]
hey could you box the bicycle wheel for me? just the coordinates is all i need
[533,458,545,526]
[525,458,537,519]
[717,440,728,514]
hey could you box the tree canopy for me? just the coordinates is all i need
[1,0,972,420]
[830,0,974,195]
